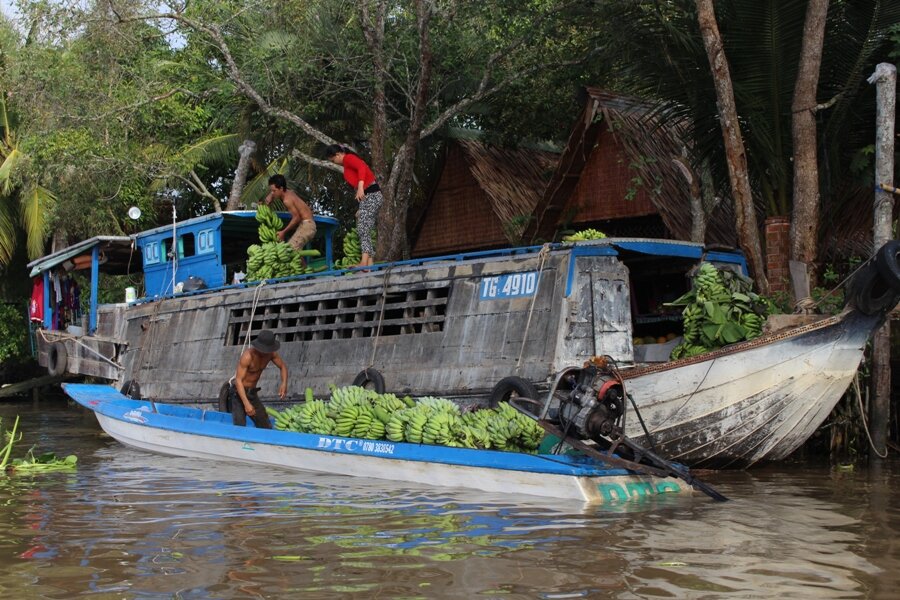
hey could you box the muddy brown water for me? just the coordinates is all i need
[0,396,898,599]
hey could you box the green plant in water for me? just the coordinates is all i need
[0,416,76,474]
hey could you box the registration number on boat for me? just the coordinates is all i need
[317,437,395,455]
[480,272,539,300]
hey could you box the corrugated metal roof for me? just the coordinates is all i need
[27,236,135,277]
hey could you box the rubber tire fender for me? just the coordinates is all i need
[218,381,232,413]
[848,263,900,315]
[489,376,539,409]
[47,342,68,377]
[875,240,900,290]
[120,380,142,399]
[352,368,386,393]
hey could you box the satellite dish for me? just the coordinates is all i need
[127,206,142,220]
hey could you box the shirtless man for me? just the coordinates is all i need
[265,174,317,251]
[228,329,288,428]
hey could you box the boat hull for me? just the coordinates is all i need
[66,383,688,504]
[622,310,880,468]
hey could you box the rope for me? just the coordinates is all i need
[516,244,552,372]
[793,296,817,314]
[807,256,874,312]
[133,300,162,381]
[369,266,392,368]
[853,373,889,459]
[38,329,123,370]
[242,280,267,351]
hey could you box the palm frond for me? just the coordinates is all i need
[0,146,22,195]
[258,31,298,53]
[179,134,242,171]
[0,197,16,265]
[19,185,54,260]
[0,97,10,148]
[240,157,289,207]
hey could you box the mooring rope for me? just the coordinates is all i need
[37,329,123,370]
[242,280,268,351]
[516,244,551,372]
[854,373,889,459]
[369,266,392,368]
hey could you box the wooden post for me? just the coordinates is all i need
[867,63,896,461]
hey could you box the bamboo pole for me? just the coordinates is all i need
[867,63,896,461]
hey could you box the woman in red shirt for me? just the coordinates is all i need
[325,144,383,267]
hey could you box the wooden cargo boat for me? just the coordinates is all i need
[31,210,900,468]
[63,383,691,503]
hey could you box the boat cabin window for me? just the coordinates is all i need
[143,241,161,265]
[178,233,196,258]
[197,229,216,254]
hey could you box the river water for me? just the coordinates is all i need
[0,396,898,599]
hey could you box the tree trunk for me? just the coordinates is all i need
[695,0,768,294]
[789,0,828,291]
[365,0,433,262]
[672,155,706,243]
[868,62,896,462]
[225,140,256,211]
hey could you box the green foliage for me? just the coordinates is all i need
[1,415,77,474]
[667,263,773,359]
[0,301,28,363]
[593,0,900,222]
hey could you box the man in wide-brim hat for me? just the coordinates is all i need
[226,329,288,428]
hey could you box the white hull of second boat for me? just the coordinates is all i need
[623,310,879,468]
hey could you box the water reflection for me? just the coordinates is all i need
[0,399,898,598]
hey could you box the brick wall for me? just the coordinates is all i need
[765,216,791,293]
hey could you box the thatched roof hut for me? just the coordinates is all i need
[410,138,558,257]
[524,88,737,246]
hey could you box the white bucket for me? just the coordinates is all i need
[125,287,137,303]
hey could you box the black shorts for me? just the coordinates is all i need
[227,383,272,429]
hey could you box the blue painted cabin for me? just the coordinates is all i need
[134,211,339,299]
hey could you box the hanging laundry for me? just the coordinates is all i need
[29,277,44,323]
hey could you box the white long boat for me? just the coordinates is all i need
[64,382,691,504]
[619,309,884,468]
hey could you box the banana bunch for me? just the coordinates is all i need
[740,312,764,338]
[692,262,729,303]
[246,241,323,282]
[421,410,463,446]
[417,396,460,415]
[256,203,283,243]
[272,385,546,453]
[667,262,773,360]
[246,204,325,282]
[404,407,430,444]
[562,228,607,242]
[334,228,376,269]
[461,410,494,449]
[385,409,412,442]
[374,393,410,413]
[326,385,373,419]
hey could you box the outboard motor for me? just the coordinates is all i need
[557,358,625,442]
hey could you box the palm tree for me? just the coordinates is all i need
[594,0,900,283]
[0,97,56,266]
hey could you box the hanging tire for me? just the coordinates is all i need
[848,264,900,315]
[120,380,142,399]
[47,342,68,377]
[352,368,386,393]
[218,381,232,413]
[875,240,900,290]
[489,376,539,409]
